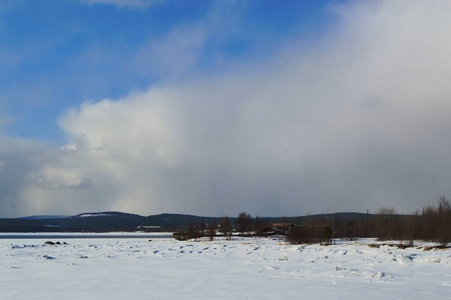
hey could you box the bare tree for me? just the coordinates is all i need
[220,216,232,240]
[207,222,217,241]
[402,211,420,246]
[422,205,436,241]
[285,226,305,244]
[187,223,199,241]
[236,212,252,235]
[437,197,451,246]
[199,220,206,237]
[374,206,396,240]
[254,215,261,231]
[322,226,333,245]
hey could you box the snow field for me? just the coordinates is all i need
[1,236,450,299]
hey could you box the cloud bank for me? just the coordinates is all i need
[2,0,451,217]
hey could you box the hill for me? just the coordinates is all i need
[0,211,400,233]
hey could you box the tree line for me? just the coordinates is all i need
[183,212,267,241]
[177,197,450,247]
[286,197,450,246]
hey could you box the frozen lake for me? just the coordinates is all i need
[0,232,173,239]
[1,235,449,299]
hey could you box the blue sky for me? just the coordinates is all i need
[1,0,333,142]
[1,0,451,217]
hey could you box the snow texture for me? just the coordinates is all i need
[0,234,450,299]
[74,213,112,218]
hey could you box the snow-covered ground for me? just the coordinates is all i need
[1,234,449,299]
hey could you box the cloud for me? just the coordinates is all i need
[0,135,49,217]
[133,0,246,79]
[25,167,87,190]
[3,0,451,217]
[80,0,167,9]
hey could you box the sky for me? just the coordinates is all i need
[1,0,451,218]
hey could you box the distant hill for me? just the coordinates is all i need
[0,211,396,233]
[21,215,70,220]
[0,211,223,232]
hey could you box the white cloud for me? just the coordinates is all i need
[3,0,451,217]
[134,1,245,79]
[26,167,86,190]
[0,135,49,217]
